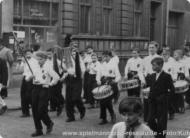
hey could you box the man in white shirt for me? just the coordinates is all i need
[85,53,101,108]
[28,51,60,137]
[162,47,176,120]
[83,46,93,103]
[96,51,121,125]
[124,48,145,97]
[45,50,65,116]
[61,46,86,123]
[143,41,161,77]
[20,49,37,118]
[172,50,190,113]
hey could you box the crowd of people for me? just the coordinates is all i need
[0,40,190,138]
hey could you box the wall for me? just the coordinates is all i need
[1,0,13,33]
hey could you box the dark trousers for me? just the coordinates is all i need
[0,88,8,97]
[128,87,140,97]
[32,85,52,130]
[99,79,118,120]
[168,93,175,115]
[143,98,149,122]
[65,76,85,119]
[66,99,85,119]
[173,93,185,112]
[147,96,168,138]
[83,72,90,101]
[50,81,65,110]
[100,98,114,120]
[20,77,33,115]
[86,74,97,105]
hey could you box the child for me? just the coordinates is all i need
[109,97,154,138]
[147,57,174,138]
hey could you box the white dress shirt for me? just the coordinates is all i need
[124,57,145,83]
[172,59,189,80]
[44,58,62,74]
[83,53,92,64]
[87,61,102,75]
[96,60,121,83]
[143,54,161,76]
[67,56,85,77]
[109,122,154,138]
[22,57,38,81]
[110,56,120,66]
[163,58,175,80]
[32,61,60,87]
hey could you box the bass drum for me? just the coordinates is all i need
[92,85,113,100]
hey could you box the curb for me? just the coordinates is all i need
[8,107,21,111]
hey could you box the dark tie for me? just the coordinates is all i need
[53,53,60,76]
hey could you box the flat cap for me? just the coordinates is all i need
[35,51,48,59]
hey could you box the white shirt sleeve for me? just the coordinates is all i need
[124,59,130,78]
[46,66,60,86]
[114,65,121,83]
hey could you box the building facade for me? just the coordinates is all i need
[1,0,190,72]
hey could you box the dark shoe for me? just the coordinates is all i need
[46,122,54,134]
[31,130,43,137]
[169,114,175,120]
[111,114,116,123]
[80,108,86,119]
[0,105,7,115]
[20,114,30,118]
[66,118,75,122]
[99,119,108,125]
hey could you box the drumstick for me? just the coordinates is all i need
[12,32,34,75]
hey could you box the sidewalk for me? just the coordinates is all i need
[4,88,21,110]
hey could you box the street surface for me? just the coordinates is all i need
[0,88,190,138]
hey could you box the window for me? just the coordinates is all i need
[79,0,91,33]
[13,0,59,26]
[102,0,113,34]
[134,0,143,36]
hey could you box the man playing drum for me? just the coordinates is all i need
[172,50,190,113]
[124,48,145,97]
[96,51,121,125]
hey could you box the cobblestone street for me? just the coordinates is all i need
[0,89,190,138]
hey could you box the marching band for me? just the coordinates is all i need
[1,40,190,138]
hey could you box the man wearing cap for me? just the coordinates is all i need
[28,51,59,137]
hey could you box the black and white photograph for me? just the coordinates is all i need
[1,0,190,138]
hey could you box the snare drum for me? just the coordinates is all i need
[142,87,150,99]
[174,80,189,94]
[120,79,139,91]
[92,85,113,100]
